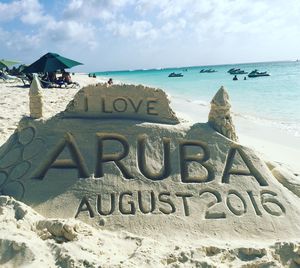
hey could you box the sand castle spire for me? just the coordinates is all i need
[208,86,238,141]
[29,74,43,119]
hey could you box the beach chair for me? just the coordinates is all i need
[54,80,80,88]
[0,72,20,83]
[64,81,80,88]
[17,74,32,87]
[39,78,57,88]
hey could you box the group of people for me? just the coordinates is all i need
[45,71,114,87]
[45,69,72,84]
[88,73,113,85]
[233,75,247,81]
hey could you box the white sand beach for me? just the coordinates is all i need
[1,73,300,267]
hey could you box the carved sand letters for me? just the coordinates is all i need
[179,139,214,183]
[199,189,285,219]
[75,189,285,219]
[75,191,189,218]
[95,133,132,179]
[137,135,171,180]
[31,132,269,186]
[222,147,268,186]
[31,132,89,180]
[63,84,179,123]
[100,97,159,115]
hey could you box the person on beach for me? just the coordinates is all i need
[233,75,238,81]
[107,78,113,85]
[48,72,57,82]
[61,70,72,84]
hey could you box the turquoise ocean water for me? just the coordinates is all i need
[96,61,300,137]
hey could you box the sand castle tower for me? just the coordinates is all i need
[208,86,238,142]
[29,74,43,119]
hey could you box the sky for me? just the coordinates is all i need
[0,0,300,72]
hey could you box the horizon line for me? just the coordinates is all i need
[93,59,297,73]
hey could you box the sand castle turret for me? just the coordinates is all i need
[208,86,238,141]
[29,74,43,119]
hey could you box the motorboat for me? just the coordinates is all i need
[168,72,183,77]
[228,68,248,75]
[199,69,217,73]
[248,69,270,78]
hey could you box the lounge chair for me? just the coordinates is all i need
[38,78,79,89]
[64,81,80,88]
[0,72,21,83]
[17,74,32,87]
[39,79,58,88]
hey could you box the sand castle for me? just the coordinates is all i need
[29,74,43,119]
[208,86,238,142]
[1,83,300,266]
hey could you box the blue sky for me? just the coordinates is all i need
[0,0,300,72]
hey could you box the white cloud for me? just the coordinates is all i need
[0,1,22,21]
[134,0,300,39]
[0,0,48,23]
[1,0,300,70]
[43,20,98,49]
[8,33,41,51]
[63,0,134,21]
[0,0,99,51]
[19,0,51,25]
[0,26,41,51]
[108,20,157,39]
[161,19,186,37]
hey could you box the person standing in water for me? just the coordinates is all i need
[107,78,113,85]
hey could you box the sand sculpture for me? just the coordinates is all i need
[64,83,179,124]
[0,83,300,244]
[29,74,43,119]
[208,86,238,142]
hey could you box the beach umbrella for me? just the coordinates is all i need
[24,52,83,73]
[0,59,20,69]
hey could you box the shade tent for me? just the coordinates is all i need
[24,52,83,73]
[0,59,20,69]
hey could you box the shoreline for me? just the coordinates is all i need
[0,73,299,174]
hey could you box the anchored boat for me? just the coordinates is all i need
[248,69,270,78]
[168,72,183,77]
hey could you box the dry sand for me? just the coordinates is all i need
[1,196,300,267]
[0,73,300,267]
